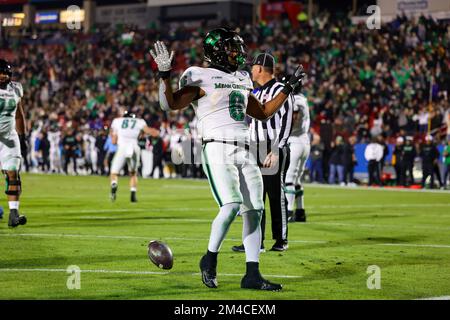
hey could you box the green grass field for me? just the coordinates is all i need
[0,173,449,300]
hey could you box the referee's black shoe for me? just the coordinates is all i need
[270,240,288,251]
[231,244,265,253]
[295,209,307,222]
[288,209,307,222]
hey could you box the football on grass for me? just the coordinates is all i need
[148,240,173,270]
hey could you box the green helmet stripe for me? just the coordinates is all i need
[205,32,220,46]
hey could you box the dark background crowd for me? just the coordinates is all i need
[1,10,449,188]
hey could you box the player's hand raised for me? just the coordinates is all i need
[150,41,174,76]
[281,65,306,95]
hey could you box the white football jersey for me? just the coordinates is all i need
[110,117,146,146]
[83,134,96,154]
[289,94,310,143]
[179,67,253,142]
[0,81,23,135]
[48,130,61,151]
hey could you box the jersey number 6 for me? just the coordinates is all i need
[228,91,245,121]
[0,98,16,117]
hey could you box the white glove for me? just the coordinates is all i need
[150,41,174,72]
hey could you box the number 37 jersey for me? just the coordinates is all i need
[0,81,23,135]
[110,117,146,147]
[179,67,253,142]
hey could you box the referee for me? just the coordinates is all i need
[232,53,294,252]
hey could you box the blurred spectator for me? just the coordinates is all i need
[151,135,164,178]
[309,133,324,183]
[364,137,383,186]
[443,140,450,189]
[446,111,450,141]
[37,131,50,172]
[377,135,389,175]
[420,135,443,189]
[403,136,417,186]
[328,136,345,185]
[62,128,79,175]
[392,136,405,186]
[96,129,108,175]
[413,107,430,134]
[343,135,357,185]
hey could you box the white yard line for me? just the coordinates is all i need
[22,208,214,214]
[75,217,212,222]
[189,273,302,279]
[308,203,450,209]
[309,221,450,231]
[378,243,450,249]
[20,203,450,215]
[303,183,450,194]
[0,268,302,279]
[161,185,210,189]
[0,232,327,244]
[0,268,169,275]
[95,178,450,194]
[4,232,450,248]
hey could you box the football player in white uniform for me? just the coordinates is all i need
[151,27,305,291]
[285,90,310,222]
[109,110,159,202]
[83,130,97,174]
[0,59,27,227]
[48,125,62,173]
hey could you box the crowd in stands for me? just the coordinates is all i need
[1,11,449,187]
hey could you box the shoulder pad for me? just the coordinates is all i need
[10,81,23,98]
[179,67,203,89]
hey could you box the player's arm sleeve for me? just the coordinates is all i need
[247,83,290,121]
[159,67,202,111]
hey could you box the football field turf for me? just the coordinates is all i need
[0,174,449,300]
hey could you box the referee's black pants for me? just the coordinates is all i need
[260,146,290,245]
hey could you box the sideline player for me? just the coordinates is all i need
[109,110,159,202]
[0,59,27,227]
[151,28,305,291]
[285,88,310,222]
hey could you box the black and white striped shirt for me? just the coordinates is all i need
[249,79,294,154]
